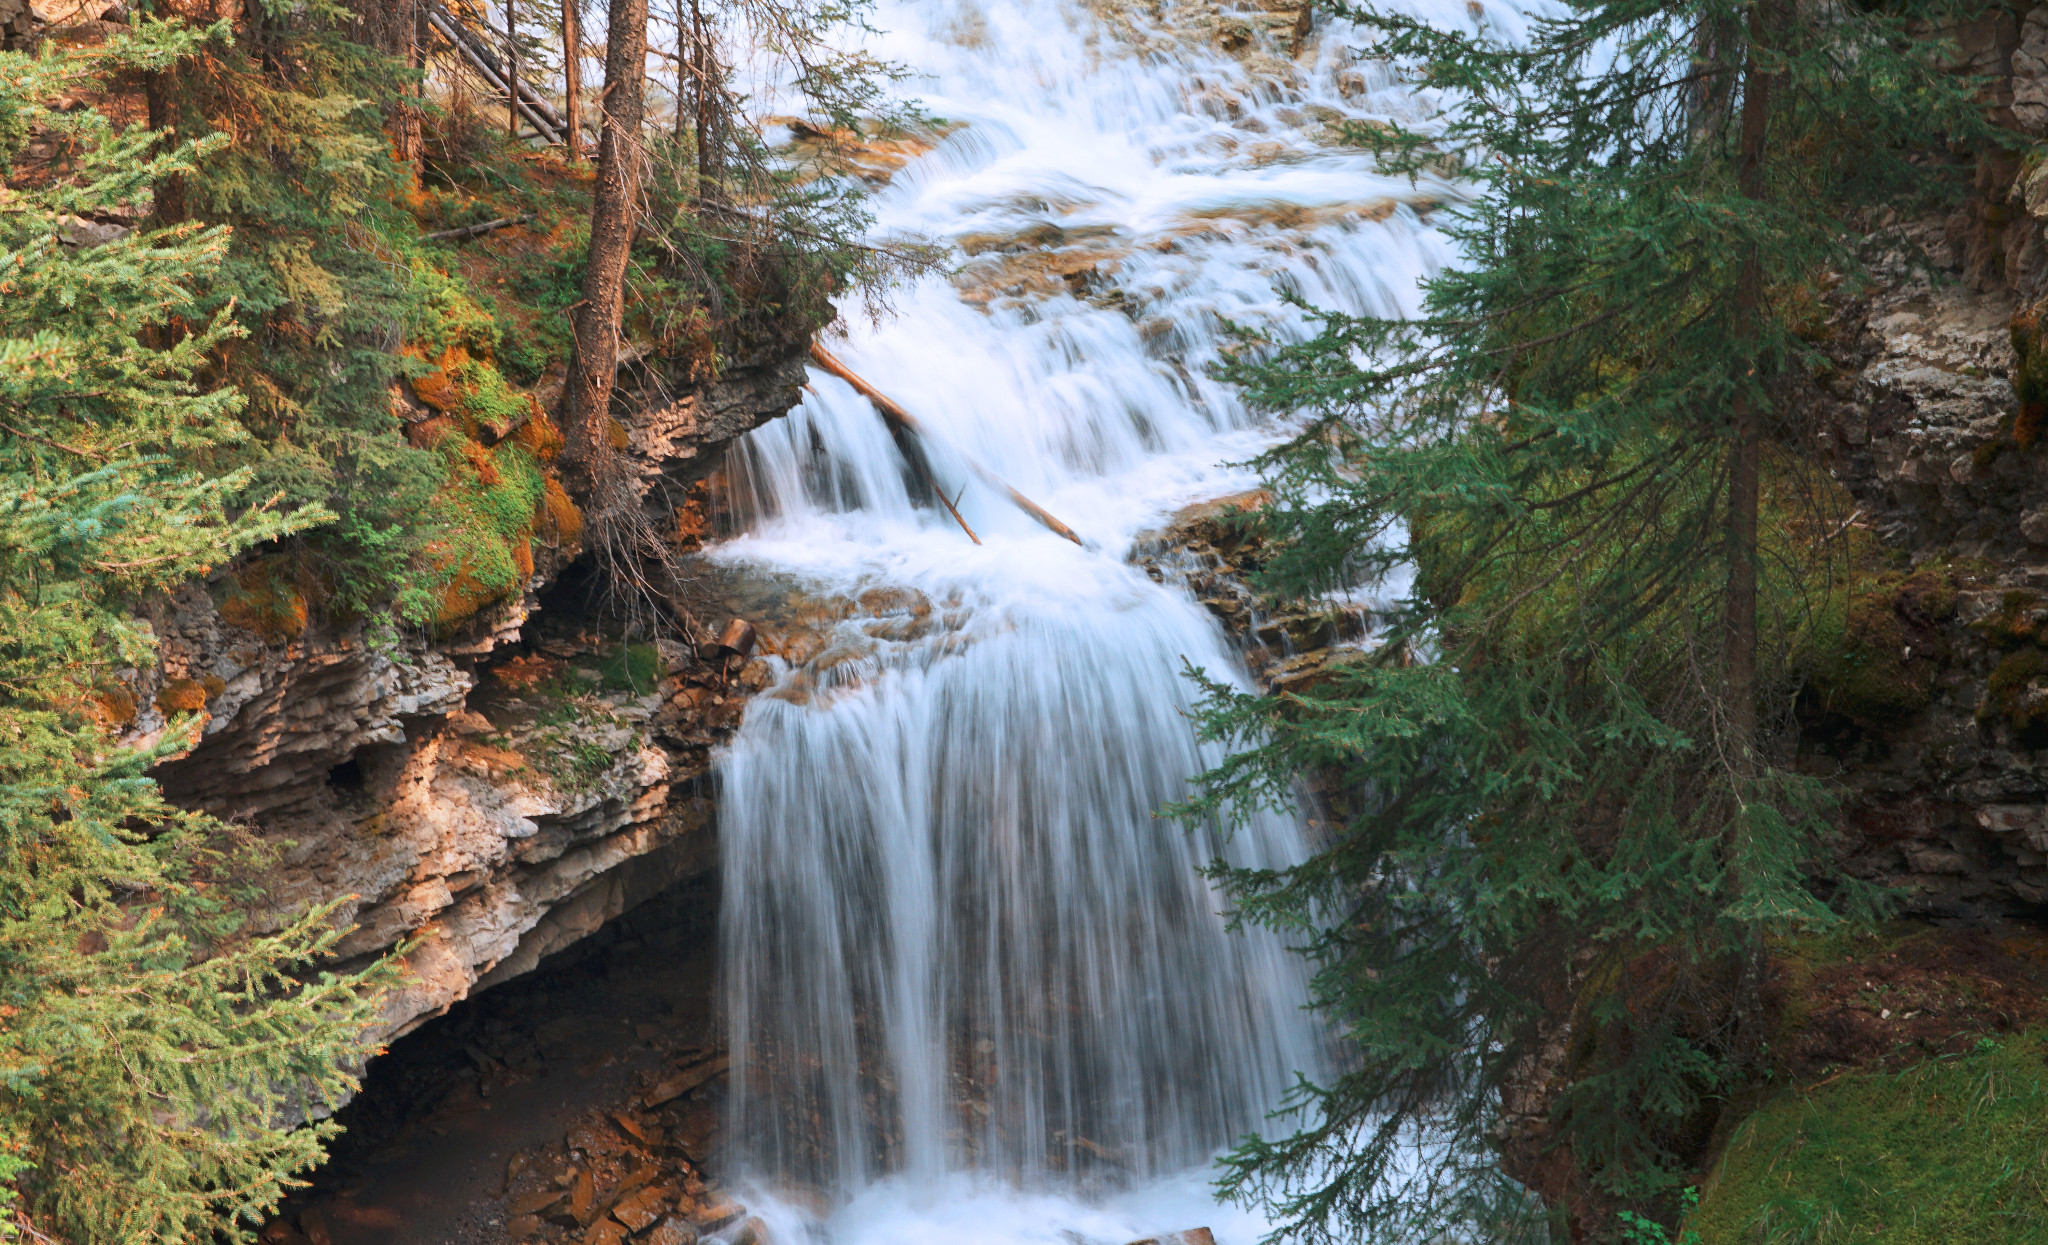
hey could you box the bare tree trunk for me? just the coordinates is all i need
[1722,3,1776,763]
[144,73,187,224]
[561,0,582,160]
[689,0,715,196]
[393,0,424,168]
[505,0,519,137]
[673,0,686,142]
[559,0,648,492]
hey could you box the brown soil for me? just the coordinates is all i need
[1772,921,2048,1080]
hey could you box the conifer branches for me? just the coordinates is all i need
[0,33,396,1242]
[1186,2,2007,1240]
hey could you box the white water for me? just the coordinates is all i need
[710,1,1489,1240]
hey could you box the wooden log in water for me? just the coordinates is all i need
[808,341,1084,546]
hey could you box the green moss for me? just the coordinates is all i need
[411,437,548,629]
[446,357,533,438]
[594,643,662,693]
[1979,648,2048,742]
[1802,564,1963,722]
[1688,1034,2048,1244]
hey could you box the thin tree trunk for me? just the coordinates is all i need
[144,74,187,224]
[560,0,649,491]
[1722,2,1775,762]
[505,0,519,137]
[690,0,714,196]
[673,0,686,142]
[561,0,581,160]
[394,0,423,168]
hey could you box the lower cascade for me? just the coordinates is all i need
[704,0,1450,1236]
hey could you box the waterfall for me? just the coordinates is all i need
[709,0,1497,1238]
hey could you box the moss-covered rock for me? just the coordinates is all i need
[1804,562,1961,723]
[1689,1032,2048,1243]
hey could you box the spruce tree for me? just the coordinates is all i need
[1184,2,2004,1239]
[0,27,394,1241]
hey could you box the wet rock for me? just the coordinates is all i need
[582,1217,629,1245]
[644,1054,731,1107]
[297,1208,334,1245]
[716,618,758,658]
[511,1187,569,1216]
[726,1216,772,1245]
[610,1109,658,1146]
[612,1185,670,1232]
[646,1217,701,1245]
[688,1198,746,1232]
[568,1167,597,1224]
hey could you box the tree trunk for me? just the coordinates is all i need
[393,0,424,168]
[559,0,648,492]
[505,0,519,137]
[690,0,714,195]
[144,73,187,224]
[1722,2,1776,762]
[561,0,581,160]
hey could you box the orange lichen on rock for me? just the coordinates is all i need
[432,568,504,628]
[218,560,310,643]
[540,477,583,547]
[493,653,563,690]
[155,678,212,715]
[674,500,710,550]
[405,342,472,412]
[457,437,502,485]
[92,685,137,728]
[516,410,565,460]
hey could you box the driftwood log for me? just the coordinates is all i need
[808,341,1083,546]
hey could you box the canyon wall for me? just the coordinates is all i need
[126,329,808,1047]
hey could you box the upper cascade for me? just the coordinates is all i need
[708,0,1479,1240]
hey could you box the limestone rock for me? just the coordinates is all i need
[121,319,816,1090]
[2015,8,2048,135]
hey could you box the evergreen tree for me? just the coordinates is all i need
[1184,2,2004,1239]
[0,28,393,1240]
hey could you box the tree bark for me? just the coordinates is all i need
[1722,2,1776,762]
[393,0,424,168]
[561,0,581,160]
[144,73,187,224]
[689,0,715,195]
[559,0,648,492]
[505,0,519,137]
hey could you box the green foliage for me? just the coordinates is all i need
[0,34,392,1240]
[1621,1189,1702,1245]
[141,0,454,614]
[1688,1036,2048,1243]
[1179,2,2004,1240]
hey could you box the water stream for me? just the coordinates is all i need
[707,1,1501,1239]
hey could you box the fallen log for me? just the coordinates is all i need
[422,215,525,242]
[422,4,565,145]
[807,341,1083,546]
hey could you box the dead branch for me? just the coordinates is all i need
[421,215,527,241]
[807,341,1083,546]
[423,2,565,144]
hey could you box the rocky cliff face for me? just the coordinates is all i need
[126,333,810,1048]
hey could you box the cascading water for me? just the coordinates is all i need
[707,0,1515,1239]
